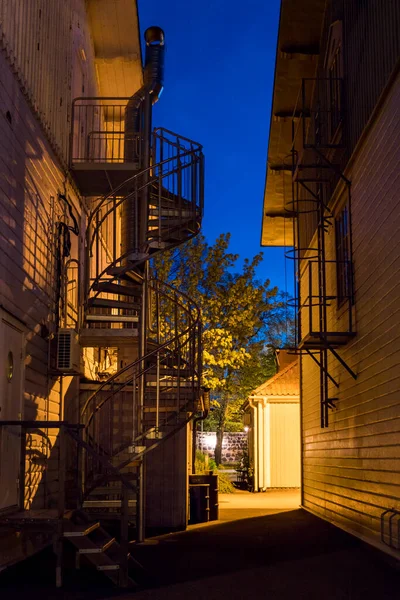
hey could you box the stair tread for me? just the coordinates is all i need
[149,209,194,218]
[86,486,132,496]
[66,533,115,554]
[92,282,142,296]
[146,380,194,387]
[86,315,139,323]
[83,500,137,508]
[63,521,100,537]
[87,298,141,310]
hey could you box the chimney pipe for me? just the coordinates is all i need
[124,26,165,164]
[122,27,165,257]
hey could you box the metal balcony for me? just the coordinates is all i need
[297,259,355,350]
[69,97,142,196]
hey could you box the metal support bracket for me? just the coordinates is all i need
[327,345,357,380]
[306,349,339,387]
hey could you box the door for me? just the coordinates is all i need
[0,313,25,511]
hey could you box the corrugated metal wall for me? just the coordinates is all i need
[0,0,95,164]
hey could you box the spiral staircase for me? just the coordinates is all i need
[71,120,205,540]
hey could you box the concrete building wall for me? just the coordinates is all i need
[301,71,400,549]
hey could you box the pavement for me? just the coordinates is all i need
[126,489,400,600]
[1,489,400,599]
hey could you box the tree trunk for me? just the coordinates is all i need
[215,427,224,466]
[214,396,228,465]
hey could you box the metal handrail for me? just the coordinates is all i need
[81,277,201,423]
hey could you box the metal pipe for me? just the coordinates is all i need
[257,402,264,490]
[249,400,258,492]
[122,27,165,255]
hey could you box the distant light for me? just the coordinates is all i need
[80,48,87,62]
[244,426,249,433]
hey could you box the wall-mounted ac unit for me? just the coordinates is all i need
[57,329,81,373]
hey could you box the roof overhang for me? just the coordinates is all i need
[261,0,325,246]
[87,0,143,98]
[244,394,299,408]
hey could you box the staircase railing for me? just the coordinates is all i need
[83,128,203,320]
[80,278,202,491]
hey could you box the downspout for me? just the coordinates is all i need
[192,389,210,473]
[122,26,165,256]
[263,399,270,488]
[124,26,165,164]
[257,401,264,491]
[249,399,258,492]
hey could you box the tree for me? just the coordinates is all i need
[152,233,293,463]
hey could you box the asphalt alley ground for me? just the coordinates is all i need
[123,503,400,600]
[1,490,400,599]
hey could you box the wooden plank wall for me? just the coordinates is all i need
[0,0,97,164]
[302,72,400,549]
[0,1,96,509]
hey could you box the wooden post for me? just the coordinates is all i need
[137,459,145,543]
[120,482,129,587]
[19,427,26,511]
[76,426,83,509]
[55,425,66,587]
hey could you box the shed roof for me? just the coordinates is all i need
[249,359,299,398]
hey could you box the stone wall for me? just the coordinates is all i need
[196,432,247,464]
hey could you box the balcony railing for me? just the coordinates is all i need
[70,97,142,166]
[297,259,355,349]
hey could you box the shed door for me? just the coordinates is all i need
[0,316,24,511]
[270,403,301,488]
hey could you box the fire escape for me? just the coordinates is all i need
[71,26,206,543]
[0,27,206,588]
[289,77,356,427]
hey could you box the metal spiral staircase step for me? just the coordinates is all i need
[105,264,146,280]
[79,328,138,347]
[88,486,137,496]
[149,208,195,218]
[92,281,142,297]
[83,500,137,509]
[86,314,139,323]
[87,297,141,310]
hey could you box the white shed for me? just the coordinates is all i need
[244,357,300,490]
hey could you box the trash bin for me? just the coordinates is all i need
[189,473,219,522]
[189,483,210,524]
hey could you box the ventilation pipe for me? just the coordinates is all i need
[123,26,165,164]
[122,26,165,257]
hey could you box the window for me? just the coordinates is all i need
[325,21,343,141]
[335,203,353,306]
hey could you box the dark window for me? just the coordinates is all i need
[335,203,353,306]
[329,46,342,136]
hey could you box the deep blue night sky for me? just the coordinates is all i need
[139,0,291,294]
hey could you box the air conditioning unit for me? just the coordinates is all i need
[57,329,81,373]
